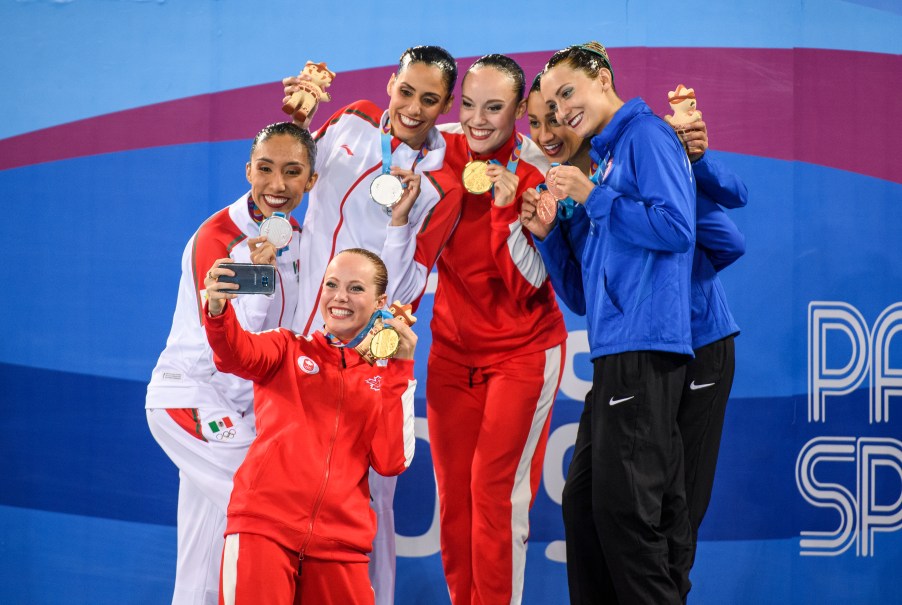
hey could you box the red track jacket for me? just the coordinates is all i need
[205,302,416,562]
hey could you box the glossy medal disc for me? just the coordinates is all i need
[370,328,400,359]
[370,173,405,208]
[536,189,559,225]
[259,214,293,248]
[462,160,492,194]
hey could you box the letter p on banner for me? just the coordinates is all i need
[808,302,870,423]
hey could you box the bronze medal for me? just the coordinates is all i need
[462,160,492,194]
[536,189,558,225]
[370,328,400,360]
[548,178,565,201]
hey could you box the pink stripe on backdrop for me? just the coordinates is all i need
[2,49,900,184]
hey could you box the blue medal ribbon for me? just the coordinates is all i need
[326,309,393,350]
[381,117,429,178]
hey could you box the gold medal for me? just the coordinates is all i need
[462,160,492,194]
[370,328,401,360]
[536,189,558,225]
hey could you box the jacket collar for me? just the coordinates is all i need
[590,97,651,162]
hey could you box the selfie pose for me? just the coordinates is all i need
[204,248,416,605]
[145,122,316,605]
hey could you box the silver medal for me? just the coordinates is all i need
[259,214,293,248]
[370,173,405,208]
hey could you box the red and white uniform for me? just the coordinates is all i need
[205,302,416,605]
[146,194,301,605]
[292,100,462,605]
[429,131,569,605]
[294,100,463,335]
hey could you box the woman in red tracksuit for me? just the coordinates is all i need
[202,248,417,605]
[394,54,569,605]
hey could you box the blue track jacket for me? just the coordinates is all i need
[690,152,747,349]
[537,98,696,358]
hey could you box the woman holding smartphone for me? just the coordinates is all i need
[204,248,417,605]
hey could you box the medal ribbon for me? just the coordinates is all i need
[325,309,392,350]
[247,195,265,223]
[588,151,611,185]
[467,132,523,197]
[381,117,429,176]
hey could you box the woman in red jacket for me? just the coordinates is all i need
[394,54,568,605]
[203,248,417,605]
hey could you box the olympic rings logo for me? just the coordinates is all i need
[215,428,237,440]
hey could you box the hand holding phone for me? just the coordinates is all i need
[204,260,276,317]
[216,263,275,295]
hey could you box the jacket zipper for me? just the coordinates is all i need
[298,347,345,572]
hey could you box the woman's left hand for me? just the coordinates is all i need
[389,167,422,227]
[247,235,277,266]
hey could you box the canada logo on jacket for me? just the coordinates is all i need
[297,356,319,375]
[365,376,383,391]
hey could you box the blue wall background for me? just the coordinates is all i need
[1,1,900,603]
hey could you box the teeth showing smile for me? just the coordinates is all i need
[330,308,352,318]
[544,143,563,155]
[567,113,584,129]
[469,128,493,139]
[398,114,423,128]
[264,194,289,208]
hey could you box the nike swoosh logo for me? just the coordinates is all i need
[609,395,635,406]
[689,381,716,391]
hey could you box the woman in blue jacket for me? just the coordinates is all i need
[535,42,696,605]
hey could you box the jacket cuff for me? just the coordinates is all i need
[204,299,231,322]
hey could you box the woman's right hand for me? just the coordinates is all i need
[203,258,240,317]
[384,317,418,360]
[520,188,554,240]
[282,73,319,128]
[547,164,595,204]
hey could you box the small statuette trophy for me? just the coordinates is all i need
[282,61,336,124]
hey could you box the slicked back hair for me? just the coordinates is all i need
[250,122,317,172]
[466,53,526,101]
[398,45,458,96]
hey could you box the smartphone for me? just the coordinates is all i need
[217,263,275,295]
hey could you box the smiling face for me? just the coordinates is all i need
[526,90,584,163]
[540,63,617,139]
[459,66,526,155]
[319,252,387,342]
[386,62,453,150]
[245,134,317,217]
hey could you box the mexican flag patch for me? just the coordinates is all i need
[208,416,234,433]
